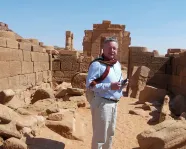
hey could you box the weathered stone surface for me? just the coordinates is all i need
[137,120,186,149]
[55,88,67,98]
[0,89,15,104]
[0,61,10,79]
[67,88,84,96]
[0,121,21,139]
[0,104,45,129]
[67,96,86,108]
[31,89,54,104]
[46,111,84,141]
[71,73,87,89]
[170,94,186,116]
[18,42,32,51]
[3,137,27,149]
[129,66,150,99]
[139,85,167,103]
[0,37,6,47]
[52,61,60,71]
[0,31,16,39]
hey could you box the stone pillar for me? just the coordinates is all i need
[71,33,74,50]
[65,31,72,50]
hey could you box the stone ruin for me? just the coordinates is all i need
[1,20,186,148]
[82,20,131,64]
[0,22,87,148]
[127,47,186,148]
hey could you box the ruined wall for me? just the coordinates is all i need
[82,20,131,64]
[166,49,186,96]
[52,50,90,83]
[128,47,186,98]
[128,46,171,92]
[0,32,52,92]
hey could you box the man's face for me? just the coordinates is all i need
[103,41,118,60]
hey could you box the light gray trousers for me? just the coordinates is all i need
[90,96,118,149]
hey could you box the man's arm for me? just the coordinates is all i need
[86,62,111,92]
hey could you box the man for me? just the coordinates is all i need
[86,37,128,149]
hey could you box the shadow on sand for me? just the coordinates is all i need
[26,137,65,149]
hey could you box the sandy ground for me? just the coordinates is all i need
[58,97,151,149]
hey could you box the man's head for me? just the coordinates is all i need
[103,36,118,60]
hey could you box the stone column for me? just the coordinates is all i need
[65,31,72,50]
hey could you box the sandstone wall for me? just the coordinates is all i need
[52,49,93,84]
[0,34,52,92]
[82,20,131,64]
[166,49,186,96]
[128,46,171,90]
[128,47,186,98]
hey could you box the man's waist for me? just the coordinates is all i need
[101,97,119,103]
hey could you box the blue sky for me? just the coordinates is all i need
[1,0,186,54]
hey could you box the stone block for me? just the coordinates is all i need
[31,45,43,52]
[6,39,18,49]
[52,61,60,71]
[167,85,181,96]
[80,63,89,73]
[147,74,170,89]
[47,70,52,82]
[168,48,182,53]
[151,56,170,64]
[0,37,6,47]
[176,65,182,75]
[23,50,31,61]
[31,52,49,62]
[34,62,49,72]
[147,63,166,77]
[29,39,39,45]
[10,49,23,61]
[35,72,43,85]
[57,55,77,63]
[64,71,77,78]
[0,77,9,91]
[9,75,20,89]
[180,66,186,77]
[0,61,10,78]
[18,42,32,51]
[129,46,148,53]
[171,75,181,86]
[131,54,152,64]
[53,71,64,77]
[39,42,44,46]
[41,53,49,62]
[0,47,11,61]
[72,63,80,72]
[19,74,28,87]
[9,61,22,76]
[43,71,48,83]
[165,65,172,74]
[181,76,186,86]
[61,62,72,71]
[139,85,167,103]
[31,52,39,62]
[22,62,33,74]
[59,50,79,56]
[27,73,36,87]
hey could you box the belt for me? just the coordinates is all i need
[102,97,119,103]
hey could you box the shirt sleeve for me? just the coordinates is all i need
[86,61,111,92]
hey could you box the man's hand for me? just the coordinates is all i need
[111,82,121,90]
[121,79,129,88]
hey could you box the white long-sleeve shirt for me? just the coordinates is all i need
[86,61,124,101]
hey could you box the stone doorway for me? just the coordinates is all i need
[99,37,106,57]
